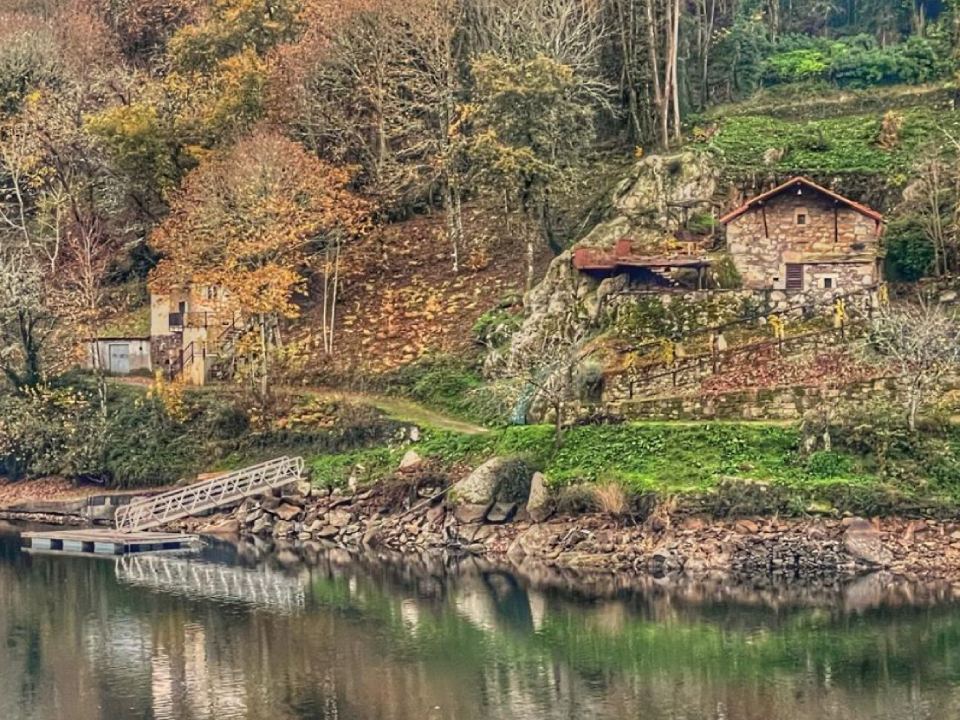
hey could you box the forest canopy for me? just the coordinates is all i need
[0,0,958,391]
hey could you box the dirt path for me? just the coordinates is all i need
[110,377,489,434]
[299,388,489,435]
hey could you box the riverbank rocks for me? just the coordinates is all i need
[449,457,532,523]
[167,461,960,588]
[843,517,890,565]
[526,472,553,523]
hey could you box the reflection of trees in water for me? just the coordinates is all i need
[5,529,960,719]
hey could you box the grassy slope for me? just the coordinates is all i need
[693,81,959,199]
[308,420,960,517]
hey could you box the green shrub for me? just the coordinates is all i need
[765,48,830,83]
[103,396,204,488]
[885,216,934,281]
[763,34,952,89]
[805,450,853,478]
[472,308,522,348]
[203,399,251,440]
[686,212,717,235]
[0,386,107,480]
[711,253,743,289]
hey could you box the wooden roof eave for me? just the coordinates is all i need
[719,176,884,225]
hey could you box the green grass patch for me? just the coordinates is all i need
[306,419,960,516]
[703,105,960,178]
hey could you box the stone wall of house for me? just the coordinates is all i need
[585,377,906,422]
[150,333,181,371]
[726,190,881,292]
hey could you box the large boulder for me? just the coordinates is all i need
[399,450,424,471]
[843,517,890,565]
[526,472,553,523]
[273,503,303,522]
[449,457,531,523]
[327,509,352,528]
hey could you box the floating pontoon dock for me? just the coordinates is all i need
[20,456,305,557]
[22,529,199,556]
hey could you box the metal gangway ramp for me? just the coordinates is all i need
[114,456,304,533]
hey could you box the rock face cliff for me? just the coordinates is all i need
[502,151,719,372]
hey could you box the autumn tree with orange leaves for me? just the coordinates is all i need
[149,129,370,395]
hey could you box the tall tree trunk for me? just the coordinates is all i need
[669,0,682,143]
[259,313,269,399]
[646,0,668,148]
[445,182,463,273]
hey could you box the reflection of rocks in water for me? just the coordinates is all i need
[212,533,960,636]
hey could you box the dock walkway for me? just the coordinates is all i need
[22,529,198,556]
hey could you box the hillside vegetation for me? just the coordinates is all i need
[2,0,960,492]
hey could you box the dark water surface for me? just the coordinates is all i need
[3,522,960,720]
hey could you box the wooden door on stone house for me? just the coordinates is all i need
[785,264,804,291]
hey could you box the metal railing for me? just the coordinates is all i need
[169,311,243,331]
[114,456,304,533]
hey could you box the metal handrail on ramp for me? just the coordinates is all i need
[114,456,305,533]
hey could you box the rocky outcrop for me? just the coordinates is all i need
[499,151,719,413]
[526,472,553,522]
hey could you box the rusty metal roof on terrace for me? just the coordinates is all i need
[718,176,884,225]
[572,238,710,272]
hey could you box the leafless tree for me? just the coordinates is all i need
[514,318,589,445]
[867,300,960,431]
[0,249,55,389]
[464,0,614,110]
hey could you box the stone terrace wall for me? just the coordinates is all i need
[594,377,905,422]
[602,326,857,403]
[607,285,879,330]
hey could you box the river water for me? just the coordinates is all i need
[3,523,960,720]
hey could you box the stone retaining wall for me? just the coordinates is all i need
[602,327,856,403]
[596,377,905,422]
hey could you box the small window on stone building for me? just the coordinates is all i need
[824,277,833,289]
[796,212,807,226]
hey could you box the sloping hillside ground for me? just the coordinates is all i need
[300,209,551,378]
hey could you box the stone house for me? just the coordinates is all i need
[150,284,241,385]
[720,177,884,293]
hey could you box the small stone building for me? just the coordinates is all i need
[85,336,152,375]
[720,177,884,292]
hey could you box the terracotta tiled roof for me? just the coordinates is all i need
[718,176,884,225]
